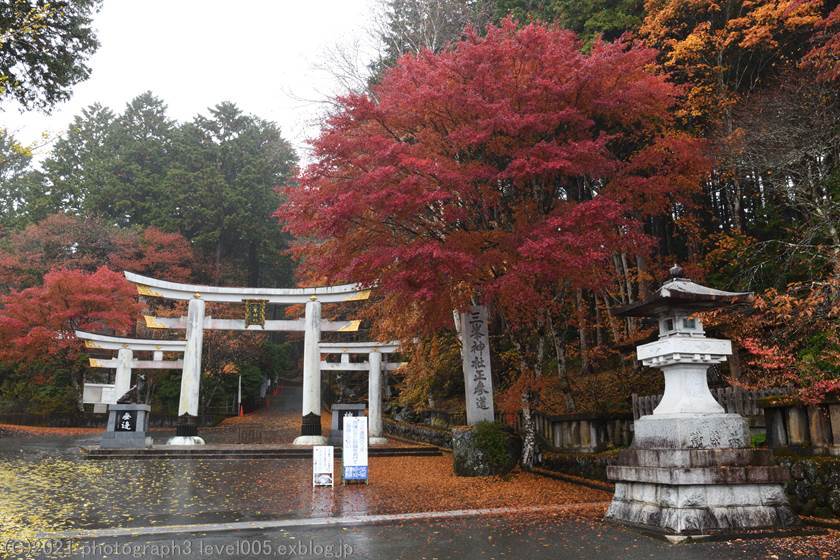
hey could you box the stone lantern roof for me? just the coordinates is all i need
[615,264,753,318]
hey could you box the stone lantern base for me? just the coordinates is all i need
[607,414,796,535]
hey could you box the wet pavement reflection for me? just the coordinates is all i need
[0,433,356,540]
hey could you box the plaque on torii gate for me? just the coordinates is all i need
[319,341,405,445]
[76,331,186,409]
[123,271,371,446]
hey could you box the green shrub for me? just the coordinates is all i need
[472,421,517,475]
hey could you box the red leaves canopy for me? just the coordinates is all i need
[278,20,708,330]
[0,213,194,291]
[0,267,141,362]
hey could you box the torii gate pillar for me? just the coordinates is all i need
[169,296,206,445]
[114,349,133,401]
[294,299,327,445]
[179,297,205,417]
[368,351,387,445]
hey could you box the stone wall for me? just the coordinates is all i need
[777,456,840,518]
[540,450,620,482]
[383,418,453,448]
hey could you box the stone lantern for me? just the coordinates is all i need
[606,265,796,539]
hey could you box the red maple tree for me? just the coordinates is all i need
[0,266,141,363]
[277,20,709,332]
[0,213,194,291]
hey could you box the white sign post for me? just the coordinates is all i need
[342,416,369,484]
[312,445,334,487]
[458,305,495,424]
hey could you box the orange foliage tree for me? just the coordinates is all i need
[641,0,824,131]
[704,278,839,403]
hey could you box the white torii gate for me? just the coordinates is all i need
[319,341,403,444]
[124,271,370,445]
[76,331,186,408]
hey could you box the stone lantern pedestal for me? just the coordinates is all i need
[606,266,796,537]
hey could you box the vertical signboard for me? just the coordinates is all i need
[342,416,368,483]
[312,445,334,487]
[458,305,495,424]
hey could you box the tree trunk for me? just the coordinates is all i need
[620,253,634,303]
[247,240,260,287]
[215,238,223,283]
[594,296,603,347]
[520,390,537,469]
[728,347,742,381]
[613,253,627,303]
[548,314,575,413]
[636,254,649,300]
[601,293,621,343]
[730,176,743,232]
[575,289,589,373]
[70,368,84,412]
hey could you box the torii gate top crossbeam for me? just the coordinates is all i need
[75,331,187,352]
[124,272,371,304]
[319,341,401,354]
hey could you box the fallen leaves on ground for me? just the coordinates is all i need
[0,423,100,437]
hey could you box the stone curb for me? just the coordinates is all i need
[530,467,615,492]
[38,502,610,540]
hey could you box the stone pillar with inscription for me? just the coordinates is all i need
[294,298,327,445]
[458,305,495,425]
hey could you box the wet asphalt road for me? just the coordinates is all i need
[46,515,829,560]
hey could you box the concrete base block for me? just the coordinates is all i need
[293,435,328,446]
[617,447,773,468]
[607,481,797,534]
[100,432,151,449]
[634,413,749,449]
[607,464,789,485]
[369,436,388,445]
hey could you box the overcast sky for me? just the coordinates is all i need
[3,0,379,163]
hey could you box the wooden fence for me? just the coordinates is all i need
[764,400,840,455]
[496,410,633,453]
[632,387,788,420]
